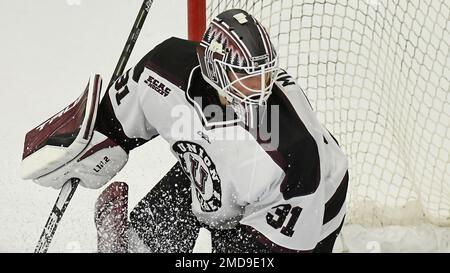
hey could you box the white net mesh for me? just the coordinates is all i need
[205,0,450,250]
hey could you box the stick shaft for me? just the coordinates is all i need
[109,0,154,87]
[34,0,153,253]
[34,178,79,253]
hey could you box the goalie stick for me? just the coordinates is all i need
[34,178,79,253]
[34,0,154,253]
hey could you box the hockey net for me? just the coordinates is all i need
[190,0,450,252]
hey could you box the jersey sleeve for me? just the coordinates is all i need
[96,37,199,152]
[95,66,159,152]
[239,173,325,252]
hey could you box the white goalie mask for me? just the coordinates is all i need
[197,9,280,126]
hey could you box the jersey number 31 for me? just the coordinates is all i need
[266,204,302,237]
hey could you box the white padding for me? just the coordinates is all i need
[21,74,102,180]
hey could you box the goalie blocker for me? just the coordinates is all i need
[20,74,128,189]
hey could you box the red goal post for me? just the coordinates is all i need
[188,0,206,42]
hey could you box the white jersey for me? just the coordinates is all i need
[96,37,348,252]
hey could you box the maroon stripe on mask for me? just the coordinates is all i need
[255,21,272,60]
[212,21,251,65]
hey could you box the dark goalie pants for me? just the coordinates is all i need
[129,163,346,253]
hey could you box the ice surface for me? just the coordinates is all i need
[0,0,185,253]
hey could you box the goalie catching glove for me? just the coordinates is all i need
[20,75,128,189]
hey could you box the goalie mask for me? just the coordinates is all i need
[196,9,279,125]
